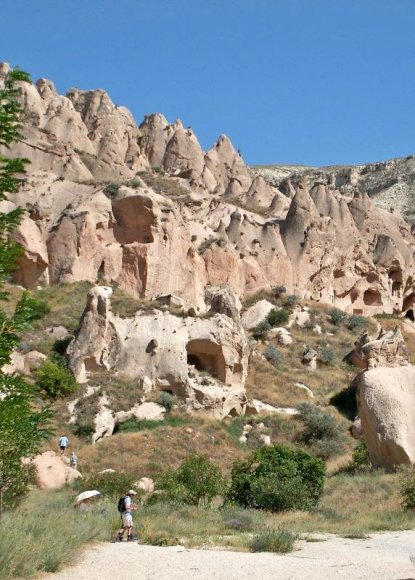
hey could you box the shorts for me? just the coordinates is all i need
[60,446,66,451]
[122,512,133,527]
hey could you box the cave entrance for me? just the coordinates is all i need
[405,309,415,322]
[186,339,226,382]
[363,289,383,306]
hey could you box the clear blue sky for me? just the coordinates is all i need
[2,0,414,166]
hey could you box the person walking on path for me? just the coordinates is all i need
[69,451,78,469]
[59,434,69,455]
[116,490,137,542]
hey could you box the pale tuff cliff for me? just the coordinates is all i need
[2,62,415,317]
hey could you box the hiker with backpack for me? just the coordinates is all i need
[116,490,137,542]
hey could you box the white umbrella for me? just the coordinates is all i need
[76,490,101,503]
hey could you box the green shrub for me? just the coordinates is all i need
[346,440,372,473]
[272,285,286,298]
[328,308,347,326]
[227,445,325,511]
[21,293,50,321]
[296,404,344,460]
[297,403,338,444]
[79,472,138,502]
[158,391,175,413]
[264,345,282,368]
[400,469,415,509]
[250,529,297,553]
[156,455,227,506]
[35,360,77,399]
[253,320,271,339]
[347,315,366,331]
[284,294,299,310]
[266,308,289,327]
[319,346,335,365]
[103,182,120,197]
[221,506,255,531]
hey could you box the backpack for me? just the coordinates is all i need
[117,496,127,513]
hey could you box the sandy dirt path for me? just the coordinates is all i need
[40,531,415,580]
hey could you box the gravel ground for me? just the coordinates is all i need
[39,531,415,580]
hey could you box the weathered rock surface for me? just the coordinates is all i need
[67,285,250,420]
[357,366,415,468]
[32,451,82,490]
[346,326,409,369]
[2,66,415,316]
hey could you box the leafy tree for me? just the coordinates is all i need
[0,68,53,516]
[156,454,227,506]
[227,445,325,511]
[35,359,77,399]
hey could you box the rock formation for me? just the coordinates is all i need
[355,325,415,468]
[2,65,415,316]
[67,285,250,420]
[32,451,81,490]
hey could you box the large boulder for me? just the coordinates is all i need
[32,451,82,490]
[357,366,415,468]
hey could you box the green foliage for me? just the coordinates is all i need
[250,529,297,553]
[117,416,187,433]
[227,445,325,511]
[264,345,282,368]
[266,308,289,327]
[156,455,227,506]
[346,440,372,474]
[103,182,120,197]
[253,319,271,339]
[328,308,348,326]
[79,472,138,503]
[347,315,365,331]
[221,505,255,531]
[319,346,335,365]
[0,68,53,514]
[296,403,343,459]
[272,285,286,298]
[34,359,77,399]
[0,490,115,577]
[158,391,175,413]
[283,294,299,310]
[400,469,415,510]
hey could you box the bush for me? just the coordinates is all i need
[284,294,299,310]
[35,360,77,399]
[22,293,50,321]
[296,404,344,459]
[266,308,289,327]
[264,345,282,368]
[79,472,138,502]
[346,440,372,474]
[103,182,120,197]
[328,308,347,326]
[400,469,415,510]
[221,506,255,531]
[158,391,174,413]
[297,403,339,444]
[156,455,227,506]
[347,315,365,331]
[250,529,297,553]
[253,320,271,339]
[272,285,286,298]
[227,445,325,511]
[319,346,335,365]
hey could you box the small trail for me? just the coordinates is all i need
[39,530,415,580]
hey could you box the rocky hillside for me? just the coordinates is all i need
[255,156,415,223]
[1,62,415,319]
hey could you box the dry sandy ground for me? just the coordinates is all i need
[40,531,415,580]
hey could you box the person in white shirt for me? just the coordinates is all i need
[116,490,137,542]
